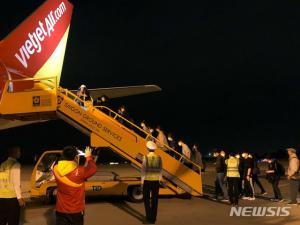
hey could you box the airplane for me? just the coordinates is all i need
[0,0,161,131]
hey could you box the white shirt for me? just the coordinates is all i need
[182,143,191,159]
[156,131,169,150]
[288,155,299,177]
[8,157,22,199]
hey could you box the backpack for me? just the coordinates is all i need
[275,161,285,177]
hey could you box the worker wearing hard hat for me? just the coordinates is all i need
[141,141,163,224]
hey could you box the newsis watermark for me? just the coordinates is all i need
[230,206,291,217]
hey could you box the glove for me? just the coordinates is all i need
[85,146,92,160]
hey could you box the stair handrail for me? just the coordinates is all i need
[57,87,202,172]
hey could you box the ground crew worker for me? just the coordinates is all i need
[141,141,163,224]
[225,152,240,206]
[53,146,97,225]
[0,146,25,225]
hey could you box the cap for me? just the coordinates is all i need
[80,84,86,88]
[286,148,297,153]
[146,141,157,151]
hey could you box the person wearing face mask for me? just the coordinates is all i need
[167,134,179,159]
[235,153,244,197]
[155,126,169,152]
[76,84,92,109]
[178,140,193,168]
[191,143,203,173]
[251,153,267,195]
[265,154,283,202]
[241,151,255,201]
[213,149,229,202]
[140,121,155,141]
[117,105,130,124]
[94,95,111,116]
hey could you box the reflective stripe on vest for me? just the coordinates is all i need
[226,158,240,178]
[53,166,83,188]
[144,153,162,181]
[0,159,17,198]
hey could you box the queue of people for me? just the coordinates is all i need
[1,144,300,225]
[74,84,204,173]
[212,148,300,206]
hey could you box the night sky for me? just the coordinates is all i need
[1,0,300,161]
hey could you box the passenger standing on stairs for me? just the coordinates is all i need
[167,134,179,159]
[155,126,169,152]
[178,140,193,168]
[53,146,96,225]
[141,141,163,224]
[94,95,111,116]
[76,84,92,109]
[117,105,136,130]
[141,121,154,141]
[117,105,129,123]
[191,143,203,173]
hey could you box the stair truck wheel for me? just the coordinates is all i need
[128,186,143,203]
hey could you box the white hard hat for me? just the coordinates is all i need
[146,141,157,151]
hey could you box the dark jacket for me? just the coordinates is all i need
[239,158,245,177]
[266,160,280,182]
[243,157,254,177]
[253,159,260,175]
[54,158,97,213]
[215,155,226,173]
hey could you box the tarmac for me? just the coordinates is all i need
[19,162,300,225]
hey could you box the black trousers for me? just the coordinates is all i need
[238,177,244,196]
[0,198,20,225]
[143,180,160,222]
[227,177,240,205]
[289,179,300,203]
[270,177,282,199]
[244,176,254,198]
[252,174,266,193]
[56,211,84,225]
